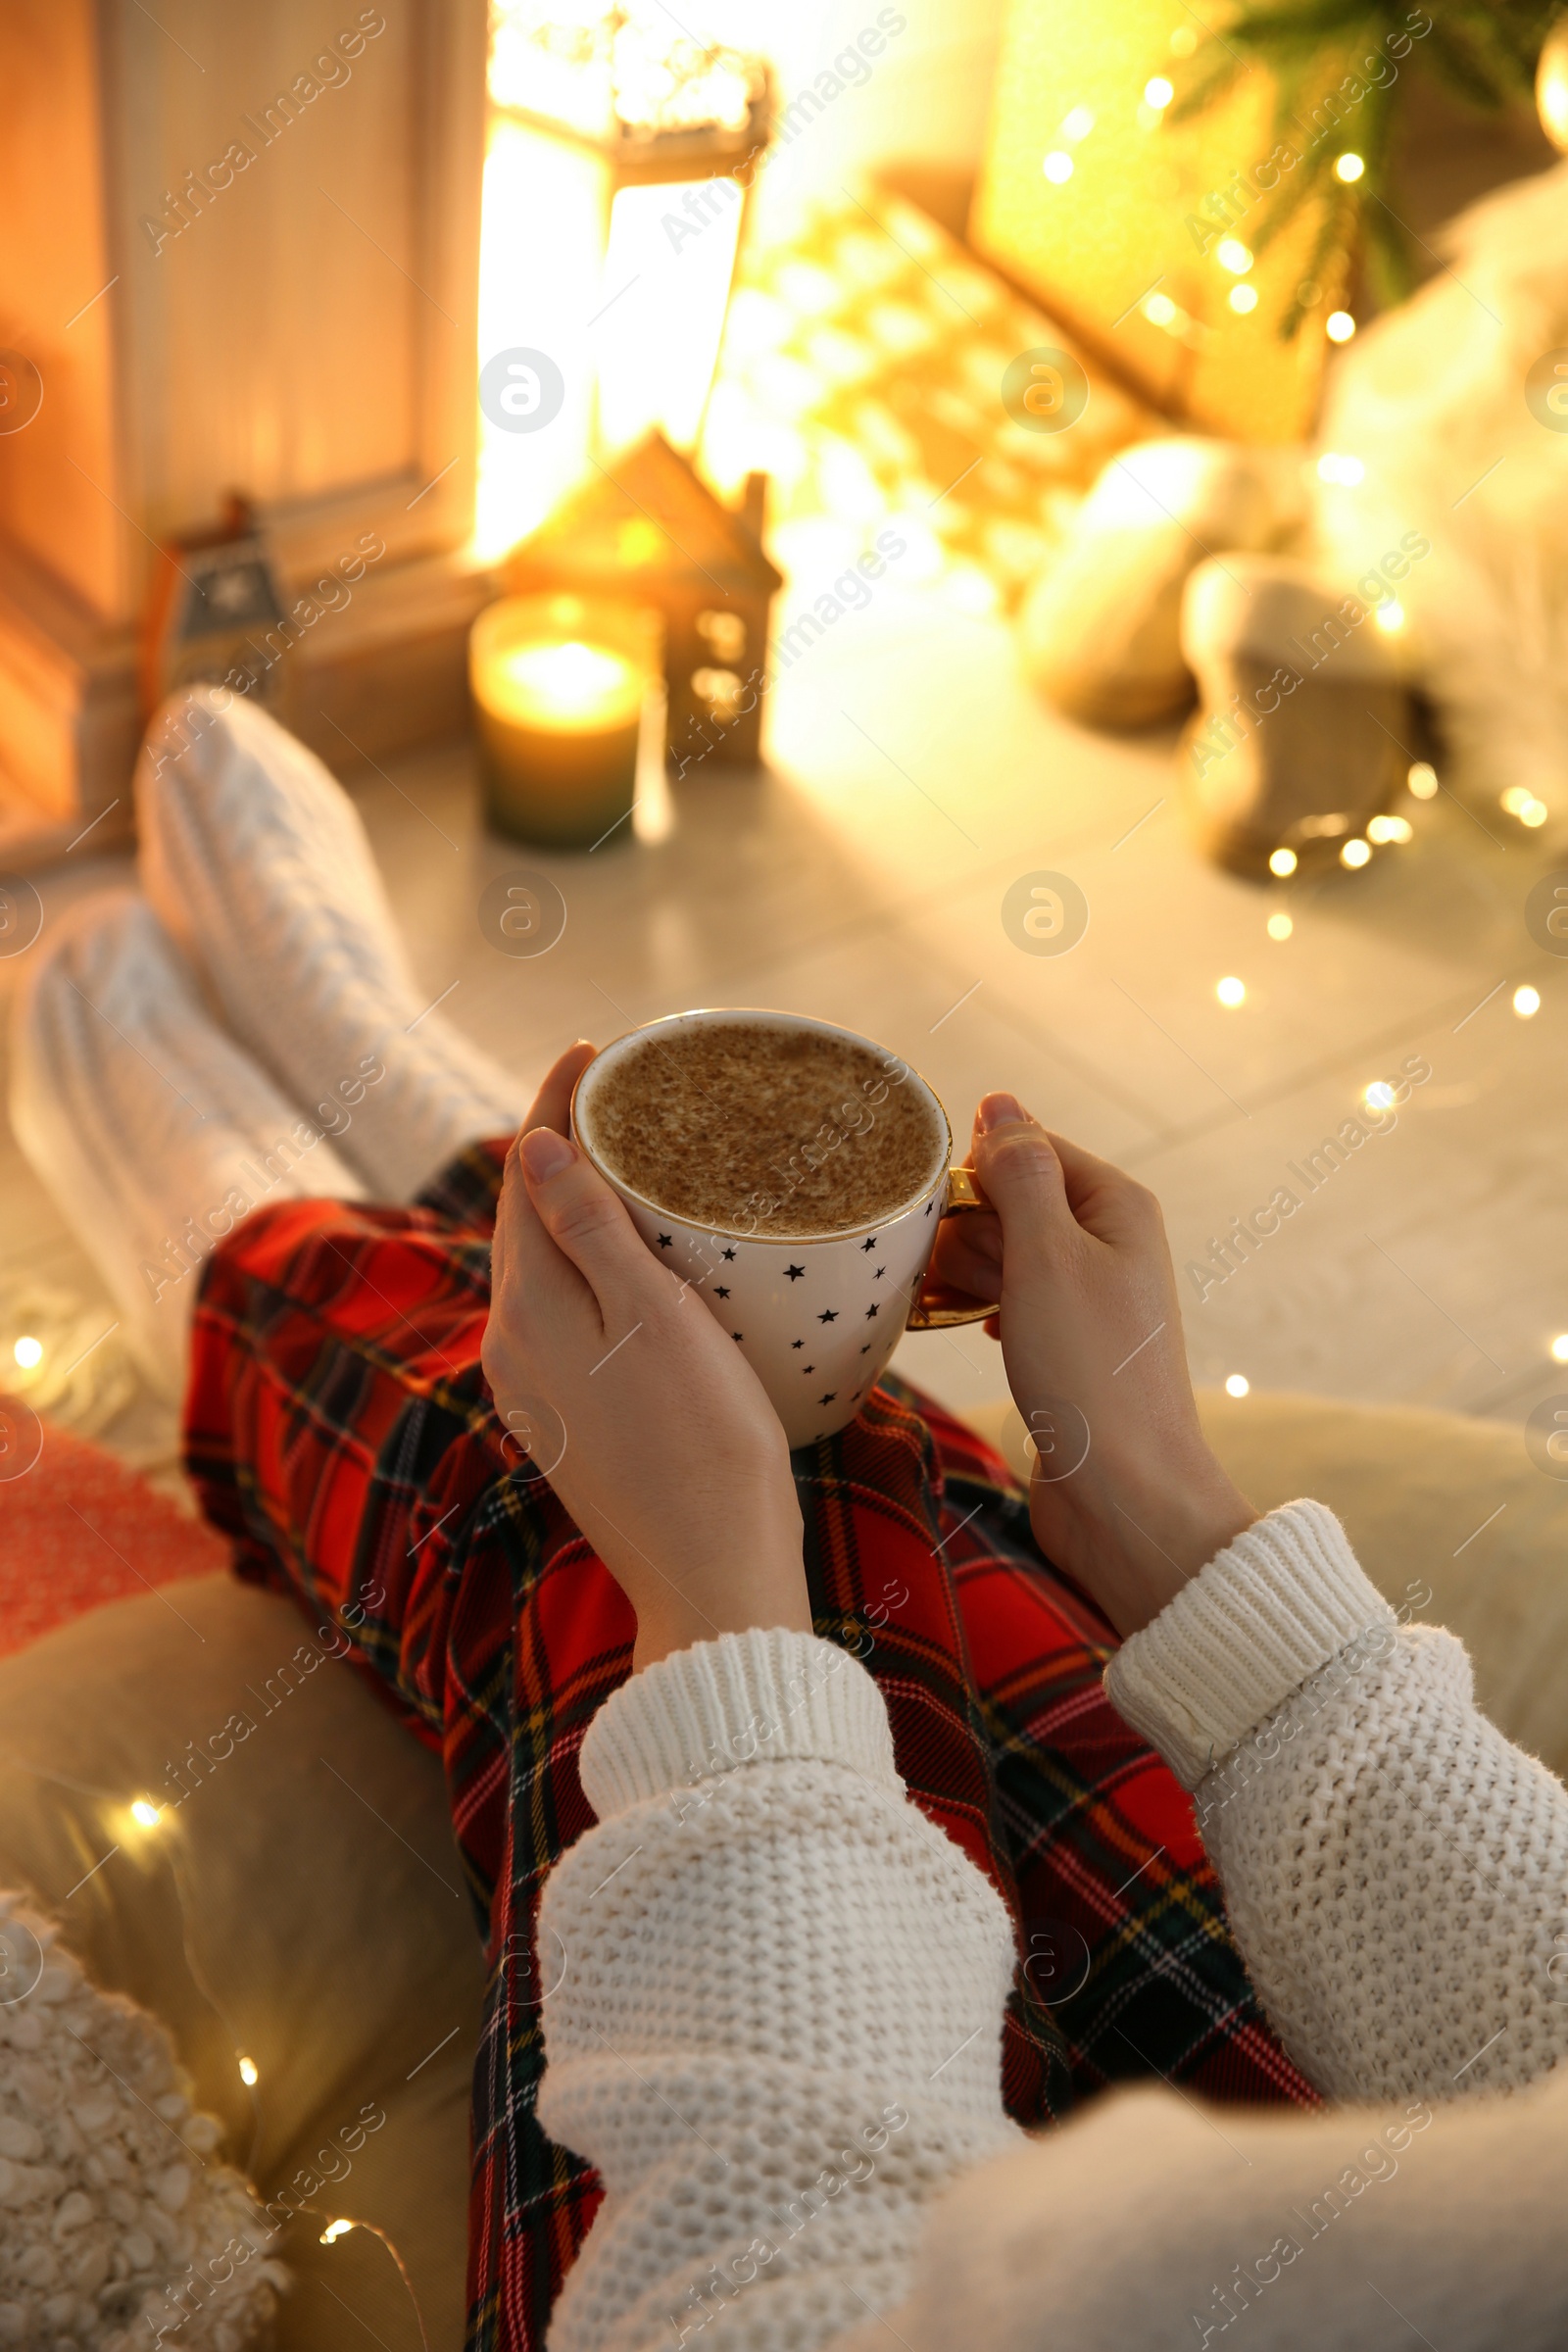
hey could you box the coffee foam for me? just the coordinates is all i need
[581,1021,944,1237]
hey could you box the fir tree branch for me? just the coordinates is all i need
[1169,0,1555,337]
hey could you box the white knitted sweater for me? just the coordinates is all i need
[537,1501,1568,2352]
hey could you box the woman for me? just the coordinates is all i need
[505,1099,1568,2352]
[15,693,1565,2352]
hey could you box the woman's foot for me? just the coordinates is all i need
[10,891,365,1401]
[136,689,523,1200]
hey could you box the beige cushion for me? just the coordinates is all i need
[0,1575,483,2352]
[970,1389,1568,1780]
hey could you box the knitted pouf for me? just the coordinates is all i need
[0,1891,285,2350]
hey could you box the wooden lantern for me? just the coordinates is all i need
[474,5,771,562]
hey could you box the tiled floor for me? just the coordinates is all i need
[3,567,1564,1472]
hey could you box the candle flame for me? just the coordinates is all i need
[478,634,645,730]
[505,639,630,706]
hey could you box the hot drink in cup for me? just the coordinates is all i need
[571,1010,989,1446]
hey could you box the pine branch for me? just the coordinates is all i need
[1280,190,1359,333]
[1414,12,1538,107]
[1169,0,1555,338]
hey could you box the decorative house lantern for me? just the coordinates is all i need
[507,431,781,772]
[475,3,772,563]
[140,496,293,723]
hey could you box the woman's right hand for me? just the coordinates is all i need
[482,1045,809,1672]
[931,1096,1255,1637]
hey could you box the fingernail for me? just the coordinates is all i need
[978,1092,1028,1133]
[521,1128,576,1180]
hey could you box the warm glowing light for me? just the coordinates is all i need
[1326,310,1357,342]
[1267,847,1298,878]
[1228,283,1258,315]
[1144,76,1174,108]
[1340,837,1373,868]
[1144,292,1178,326]
[1061,105,1095,141]
[130,1799,162,1829]
[481,638,642,731]
[12,1337,41,1370]
[1225,1373,1250,1398]
[1367,813,1413,844]
[1501,784,1551,826]
[319,2220,356,2246]
[1551,1334,1568,1363]
[473,122,596,560]
[1042,149,1074,182]
[1407,762,1439,800]
[1169,24,1198,54]
[1267,911,1294,940]
[1364,1081,1396,1113]
[238,2056,260,2087]
[1316,451,1365,486]
[472,81,749,563]
[1216,238,1252,274]
[596,179,743,453]
[1373,600,1404,633]
[1334,152,1365,182]
[1216,975,1247,1007]
[1515,985,1543,1019]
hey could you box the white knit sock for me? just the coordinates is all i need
[136,688,523,1200]
[10,892,366,1402]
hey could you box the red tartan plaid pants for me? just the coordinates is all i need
[184,1138,1314,2352]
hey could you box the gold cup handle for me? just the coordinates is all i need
[905,1166,995,1331]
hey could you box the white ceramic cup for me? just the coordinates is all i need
[570,1007,989,1447]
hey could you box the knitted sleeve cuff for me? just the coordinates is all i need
[1102,1499,1396,1788]
[578,1627,901,1822]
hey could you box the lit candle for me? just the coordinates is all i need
[470,593,661,848]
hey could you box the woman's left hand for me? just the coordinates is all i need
[482,1043,810,1671]
[925,1094,1252,1636]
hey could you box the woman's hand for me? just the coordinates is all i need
[928,1095,1254,1637]
[481,1044,809,1671]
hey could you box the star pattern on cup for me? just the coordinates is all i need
[634,1195,938,1446]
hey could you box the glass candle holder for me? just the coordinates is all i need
[469,592,662,849]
